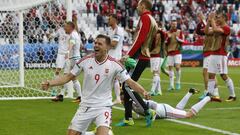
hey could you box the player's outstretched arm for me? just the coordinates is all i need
[41,73,75,90]
[125,78,150,100]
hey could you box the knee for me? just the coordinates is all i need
[220,74,228,80]
[153,71,159,75]
[186,112,194,118]
[208,73,215,79]
[67,129,81,135]
[96,126,110,135]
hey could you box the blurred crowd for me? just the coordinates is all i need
[0,0,239,59]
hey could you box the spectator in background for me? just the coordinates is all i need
[231,11,238,24]
[88,35,94,44]
[37,47,45,63]
[103,15,108,30]
[157,0,165,22]
[93,1,98,16]
[79,28,87,45]
[96,13,103,30]
[86,0,92,16]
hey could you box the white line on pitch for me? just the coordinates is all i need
[140,78,240,90]
[113,106,240,135]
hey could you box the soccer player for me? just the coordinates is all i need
[131,88,213,119]
[41,34,150,135]
[52,22,82,102]
[196,12,220,101]
[166,18,184,91]
[149,28,167,96]
[51,22,71,100]
[117,0,158,127]
[107,14,125,105]
[205,11,236,102]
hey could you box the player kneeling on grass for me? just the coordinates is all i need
[42,34,150,135]
[129,88,215,119]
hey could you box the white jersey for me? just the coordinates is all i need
[69,30,81,59]
[71,54,130,107]
[108,26,124,60]
[56,28,69,54]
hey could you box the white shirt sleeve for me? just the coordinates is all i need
[70,61,84,76]
[112,34,121,42]
[69,35,77,45]
[116,68,131,83]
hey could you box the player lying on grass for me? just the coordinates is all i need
[128,88,214,119]
[42,34,151,135]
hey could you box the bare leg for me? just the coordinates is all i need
[96,126,109,135]
[67,129,81,135]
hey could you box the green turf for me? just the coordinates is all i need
[0,67,240,135]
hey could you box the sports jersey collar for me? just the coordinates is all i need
[141,11,151,17]
[170,29,177,32]
[95,55,109,65]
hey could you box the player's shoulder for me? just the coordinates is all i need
[117,26,125,33]
[71,30,79,37]
[221,25,231,35]
[107,56,124,68]
[76,54,94,64]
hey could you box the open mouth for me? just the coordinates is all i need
[94,48,100,53]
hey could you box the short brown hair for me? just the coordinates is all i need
[96,34,111,46]
[216,9,228,21]
[66,21,75,29]
[140,0,152,10]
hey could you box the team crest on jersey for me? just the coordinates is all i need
[105,69,109,73]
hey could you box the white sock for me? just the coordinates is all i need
[157,76,162,95]
[207,79,216,95]
[151,75,160,93]
[62,82,70,96]
[169,70,174,88]
[73,80,82,97]
[114,79,121,101]
[176,69,181,84]
[176,92,192,110]
[213,87,219,97]
[191,96,210,115]
[225,78,236,97]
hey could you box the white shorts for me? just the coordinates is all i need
[203,56,210,69]
[167,54,182,66]
[68,106,112,134]
[56,54,67,69]
[150,57,162,72]
[208,55,228,74]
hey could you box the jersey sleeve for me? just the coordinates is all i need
[115,63,131,83]
[222,26,230,36]
[117,69,131,83]
[69,34,77,45]
[70,59,85,76]
[112,34,121,42]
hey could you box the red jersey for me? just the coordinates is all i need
[212,25,230,56]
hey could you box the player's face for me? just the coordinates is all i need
[215,14,224,25]
[137,1,144,15]
[94,38,108,58]
[171,21,177,29]
[108,16,115,26]
[64,24,71,34]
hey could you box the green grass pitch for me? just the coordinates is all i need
[0,67,239,135]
